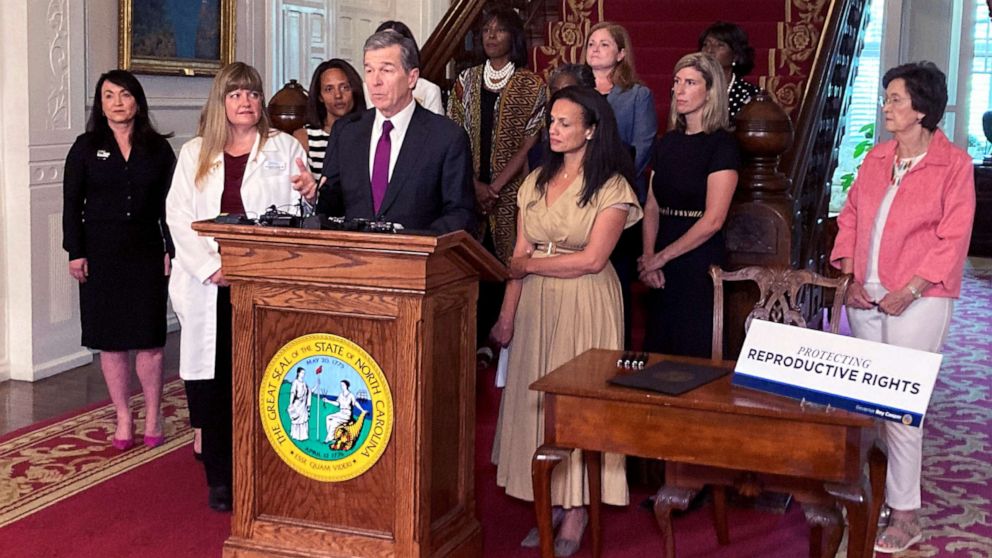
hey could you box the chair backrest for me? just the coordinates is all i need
[709,265,851,361]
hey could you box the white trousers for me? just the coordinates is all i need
[846,283,954,511]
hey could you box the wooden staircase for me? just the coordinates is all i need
[422,0,872,356]
[601,1,786,126]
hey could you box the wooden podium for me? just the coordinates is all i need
[192,222,505,558]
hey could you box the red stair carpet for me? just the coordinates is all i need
[602,0,788,126]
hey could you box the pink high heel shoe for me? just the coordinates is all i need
[143,434,165,448]
[111,437,135,451]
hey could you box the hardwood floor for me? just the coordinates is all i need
[0,332,181,437]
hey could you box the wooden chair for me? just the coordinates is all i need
[709,264,850,361]
[661,265,854,558]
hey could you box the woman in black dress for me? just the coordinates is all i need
[63,70,175,450]
[639,52,739,358]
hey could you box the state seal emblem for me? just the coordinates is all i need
[259,333,394,482]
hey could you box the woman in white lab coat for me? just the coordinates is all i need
[166,62,316,512]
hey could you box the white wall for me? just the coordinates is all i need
[270,0,448,92]
[0,0,267,383]
[881,0,972,148]
[0,0,91,382]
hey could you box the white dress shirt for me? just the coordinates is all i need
[369,97,417,183]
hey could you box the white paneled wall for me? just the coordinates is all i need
[337,0,393,68]
[0,0,92,382]
[270,0,447,92]
[273,0,331,87]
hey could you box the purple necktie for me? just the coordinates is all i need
[371,120,394,213]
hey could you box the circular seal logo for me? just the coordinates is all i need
[259,333,393,482]
[902,414,913,426]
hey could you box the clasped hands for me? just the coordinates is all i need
[845,281,914,316]
[474,180,501,214]
[637,252,666,289]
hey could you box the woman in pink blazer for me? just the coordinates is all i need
[830,61,975,554]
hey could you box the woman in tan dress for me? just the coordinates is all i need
[490,86,642,557]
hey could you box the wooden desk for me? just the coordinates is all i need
[530,349,885,558]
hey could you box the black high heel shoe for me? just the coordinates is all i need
[208,485,232,512]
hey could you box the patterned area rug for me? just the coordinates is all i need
[0,379,192,528]
[909,267,992,557]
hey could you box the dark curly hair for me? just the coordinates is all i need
[882,61,947,132]
[303,59,366,129]
[697,21,755,77]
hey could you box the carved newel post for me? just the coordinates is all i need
[267,79,308,134]
[725,91,795,268]
[722,92,794,357]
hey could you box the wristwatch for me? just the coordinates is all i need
[907,284,923,299]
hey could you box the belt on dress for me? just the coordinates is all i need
[533,241,581,255]
[659,207,704,218]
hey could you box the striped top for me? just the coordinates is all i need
[305,125,330,176]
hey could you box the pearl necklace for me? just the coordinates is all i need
[726,72,736,94]
[484,59,515,90]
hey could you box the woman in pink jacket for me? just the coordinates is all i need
[830,61,975,554]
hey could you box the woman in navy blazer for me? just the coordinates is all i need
[584,21,656,347]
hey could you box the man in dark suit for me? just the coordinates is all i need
[311,30,475,234]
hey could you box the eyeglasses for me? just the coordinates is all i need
[879,96,909,108]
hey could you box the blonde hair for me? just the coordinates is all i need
[584,22,640,90]
[194,62,272,187]
[668,52,729,134]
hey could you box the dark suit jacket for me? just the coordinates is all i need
[316,103,476,234]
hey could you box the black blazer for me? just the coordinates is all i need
[317,103,476,234]
[62,132,176,260]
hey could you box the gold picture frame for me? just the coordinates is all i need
[118,0,236,76]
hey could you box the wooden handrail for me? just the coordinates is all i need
[420,0,552,86]
[780,0,870,270]
[782,0,854,178]
[420,0,489,84]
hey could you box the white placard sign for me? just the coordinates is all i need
[734,320,942,427]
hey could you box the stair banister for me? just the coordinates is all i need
[420,0,490,86]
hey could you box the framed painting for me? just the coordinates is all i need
[118,0,236,76]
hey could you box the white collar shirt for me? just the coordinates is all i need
[369,97,416,182]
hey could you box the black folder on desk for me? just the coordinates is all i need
[609,360,730,395]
